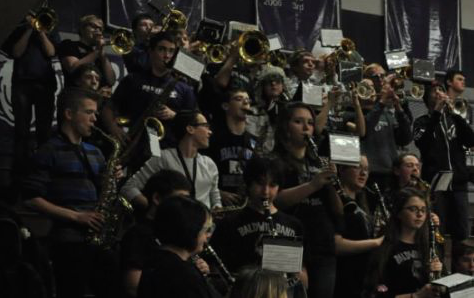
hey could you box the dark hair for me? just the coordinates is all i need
[142,169,192,203]
[273,102,316,156]
[444,69,464,90]
[243,156,284,188]
[149,31,177,50]
[70,64,102,87]
[131,13,153,31]
[223,87,249,103]
[171,110,201,141]
[392,153,419,170]
[154,197,209,251]
[230,267,287,298]
[56,87,102,126]
[365,187,430,294]
[289,50,313,69]
[422,80,444,107]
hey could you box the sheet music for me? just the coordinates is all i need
[262,239,303,273]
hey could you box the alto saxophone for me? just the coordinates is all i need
[86,126,133,249]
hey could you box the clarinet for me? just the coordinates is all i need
[428,205,442,281]
[203,244,236,286]
[304,134,356,211]
[371,182,390,238]
[372,183,390,222]
[262,198,278,237]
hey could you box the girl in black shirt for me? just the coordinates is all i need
[364,188,442,298]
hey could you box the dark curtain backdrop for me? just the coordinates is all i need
[386,0,460,72]
[257,0,338,51]
[341,9,385,68]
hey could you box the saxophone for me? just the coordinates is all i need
[86,126,133,249]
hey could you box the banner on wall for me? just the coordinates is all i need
[386,0,461,72]
[106,0,203,33]
[257,0,339,51]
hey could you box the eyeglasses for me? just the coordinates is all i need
[191,122,211,129]
[86,23,103,32]
[201,222,216,234]
[403,206,427,214]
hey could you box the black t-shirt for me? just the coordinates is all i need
[383,241,426,296]
[2,25,58,87]
[204,125,256,194]
[137,249,217,298]
[110,71,197,148]
[211,206,303,273]
[120,218,158,271]
[277,153,339,259]
[57,40,108,87]
[334,196,373,298]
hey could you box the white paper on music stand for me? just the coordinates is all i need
[329,134,360,166]
[262,240,303,273]
[302,83,323,106]
[320,29,343,47]
[173,50,205,82]
[268,34,283,51]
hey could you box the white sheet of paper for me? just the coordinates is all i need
[268,34,283,51]
[302,83,323,106]
[147,127,161,157]
[320,29,343,47]
[262,240,303,273]
[173,50,205,82]
[432,273,474,288]
[329,134,360,165]
[451,287,474,298]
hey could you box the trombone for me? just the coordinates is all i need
[162,9,187,32]
[238,30,270,65]
[103,29,135,55]
[29,7,58,33]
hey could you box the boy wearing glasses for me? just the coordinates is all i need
[58,15,116,88]
[204,88,257,206]
[121,110,221,210]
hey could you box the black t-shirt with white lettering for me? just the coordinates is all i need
[211,206,303,273]
[110,71,197,148]
[277,153,339,259]
[383,241,427,296]
[204,125,256,194]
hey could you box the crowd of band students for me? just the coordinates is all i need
[2,9,474,298]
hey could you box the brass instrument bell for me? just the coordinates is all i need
[238,30,270,64]
[110,29,135,55]
[31,7,58,32]
[162,9,187,32]
[356,81,376,100]
[144,117,165,141]
[268,50,287,68]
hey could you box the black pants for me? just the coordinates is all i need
[50,242,120,298]
[11,81,55,175]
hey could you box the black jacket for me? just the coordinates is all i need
[413,110,474,191]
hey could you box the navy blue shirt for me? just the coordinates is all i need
[3,24,58,86]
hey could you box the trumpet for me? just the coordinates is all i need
[392,66,425,100]
[30,7,58,32]
[198,43,228,64]
[355,80,377,100]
